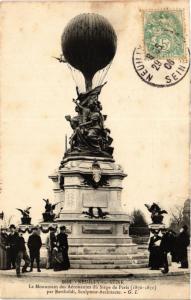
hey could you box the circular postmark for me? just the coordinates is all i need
[132,45,190,87]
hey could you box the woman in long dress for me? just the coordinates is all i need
[148,231,162,270]
[0,228,11,270]
[53,226,70,271]
[52,246,64,271]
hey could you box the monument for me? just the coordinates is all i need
[45,13,148,269]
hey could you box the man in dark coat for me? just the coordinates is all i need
[28,227,42,272]
[175,225,190,268]
[148,230,162,270]
[56,226,70,270]
[7,224,18,269]
[15,229,30,277]
[160,229,171,274]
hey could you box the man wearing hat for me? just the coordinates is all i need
[7,224,18,269]
[27,227,42,272]
[15,228,30,277]
[56,226,70,270]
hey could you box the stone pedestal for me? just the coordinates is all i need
[47,156,149,269]
[18,224,34,231]
[148,223,167,231]
[20,217,31,225]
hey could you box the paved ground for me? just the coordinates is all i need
[0,264,189,299]
[0,270,189,282]
[0,263,189,279]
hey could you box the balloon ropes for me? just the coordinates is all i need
[67,62,112,93]
[61,13,117,92]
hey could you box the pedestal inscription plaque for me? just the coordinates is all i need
[82,224,113,234]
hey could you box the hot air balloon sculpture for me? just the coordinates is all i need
[58,13,117,161]
[61,13,117,91]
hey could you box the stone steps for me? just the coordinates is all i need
[69,250,149,269]
[69,244,139,255]
[40,244,149,269]
[70,263,148,269]
[70,259,148,264]
[69,239,134,245]
[70,254,148,260]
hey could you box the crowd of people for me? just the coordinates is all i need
[148,225,190,274]
[0,224,70,277]
[0,223,189,276]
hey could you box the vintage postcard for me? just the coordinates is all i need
[0,0,190,299]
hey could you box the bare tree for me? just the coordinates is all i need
[169,205,184,231]
[2,214,14,228]
[170,205,183,224]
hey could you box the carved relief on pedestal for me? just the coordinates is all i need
[65,225,72,234]
[80,161,110,189]
[123,224,129,234]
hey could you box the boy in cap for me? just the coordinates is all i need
[28,226,42,272]
[7,224,18,269]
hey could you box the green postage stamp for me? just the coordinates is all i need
[143,10,186,59]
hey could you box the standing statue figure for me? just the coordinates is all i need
[16,207,32,225]
[42,199,63,222]
[145,203,168,224]
[64,82,114,158]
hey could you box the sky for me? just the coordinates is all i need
[0,0,190,226]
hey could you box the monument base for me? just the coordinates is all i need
[39,218,149,269]
[45,156,149,269]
